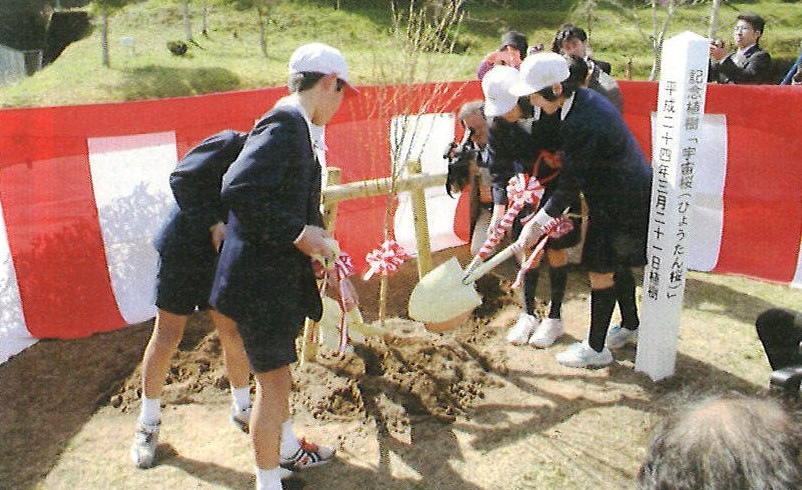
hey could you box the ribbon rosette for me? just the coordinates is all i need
[476,174,544,260]
[363,240,411,281]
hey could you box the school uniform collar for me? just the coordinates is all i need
[560,92,576,121]
[279,94,328,152]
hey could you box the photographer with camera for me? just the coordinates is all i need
[480,65,582,349]
[709,12,772,84]
[445,100,494,255]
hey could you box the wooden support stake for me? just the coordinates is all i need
[322,167,341,232]
[406,160,432,279]
[322,172,446,204]
[302,168,342,365]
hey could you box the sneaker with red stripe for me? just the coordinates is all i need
[280,438,336,471]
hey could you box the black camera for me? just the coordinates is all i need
[444,130,478,198]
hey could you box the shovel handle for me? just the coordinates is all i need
[462,244,516,284]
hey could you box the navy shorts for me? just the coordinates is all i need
[155,245,217,315]
[582,219,647,273]
[236,311,304,373]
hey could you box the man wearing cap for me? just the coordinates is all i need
[481,65,582,349]
[477,30,529,80]
[210,42,356,490]
[510,52,652,369]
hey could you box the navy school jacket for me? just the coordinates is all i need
[154,129,247,255]
[210,106,324,326]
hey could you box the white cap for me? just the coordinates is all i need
[482,65,520,117]
[288,42,357,92]
[510,52,570,97]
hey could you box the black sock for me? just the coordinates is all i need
[588,286,617,352]
[614,267,639,330]
[522,268,540,316]
[548,265,568,319]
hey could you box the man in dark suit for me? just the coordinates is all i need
[709,12,772,84]
[510,52,652,369]
[210,43,356,490]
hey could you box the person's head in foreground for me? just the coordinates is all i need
[638,393,802,490]
[287,42,356,125]
[509,52,587,115]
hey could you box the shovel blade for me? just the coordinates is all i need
[408,257,482,324]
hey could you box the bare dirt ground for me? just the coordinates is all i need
[0,246,790,490]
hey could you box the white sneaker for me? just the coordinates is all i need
[130,421,160,468]
[528,318,565,348]
[506,312,538,345]
[605,324,638,350]
[555,341,613,368]
[280,438,337,471]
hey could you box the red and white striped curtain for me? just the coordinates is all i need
[1,81,800,364]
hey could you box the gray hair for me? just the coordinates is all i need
[638,393,802,490]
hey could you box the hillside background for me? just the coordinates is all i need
[0,0,801,108]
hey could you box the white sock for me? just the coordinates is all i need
[279,419,300,458]
[255,466,284,490]
[230,386,251,412]
[138,396,161,426]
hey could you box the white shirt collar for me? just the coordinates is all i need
[276,94,327,152]
[560,92,576,121]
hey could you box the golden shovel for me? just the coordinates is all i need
[408,244,516,333]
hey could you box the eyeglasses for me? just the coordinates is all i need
[335,78,346,92]
[733,25,753,33]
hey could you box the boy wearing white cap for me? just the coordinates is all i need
[509,52,652,369]
[210,42,356,490]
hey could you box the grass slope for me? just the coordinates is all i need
[0,0,800,107]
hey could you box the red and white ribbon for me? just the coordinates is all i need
[511,216,575,289]
[477,174,545,260]
[363,240,411,280]
[311,251,356,356]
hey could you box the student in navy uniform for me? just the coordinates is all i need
[210,43,357,490]
[510,52,652,369]
[130,130,253,469]
[709,12,772,84]
[481,65,582,348]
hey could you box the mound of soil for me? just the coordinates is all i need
[113,274,516,432]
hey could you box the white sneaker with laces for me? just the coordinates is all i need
[528,317,565,348]
[605,324,638,350]
[506,312,539,345]
[130,421,160,468]
[280,438,336,471]
[555,340,613,368]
